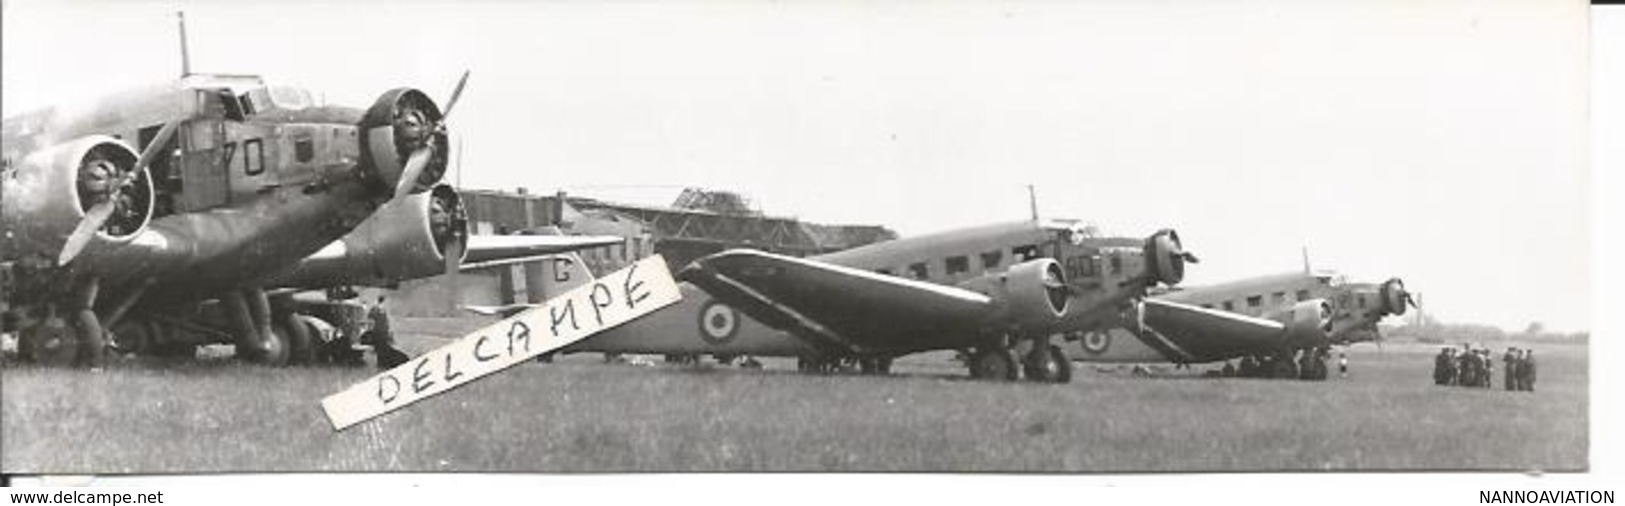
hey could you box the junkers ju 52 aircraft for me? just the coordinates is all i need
[467,220,1196,383]
[0,69,459,367]
[663,220,1200,383]
[0,63,613,368]
[1068,261,1415,380]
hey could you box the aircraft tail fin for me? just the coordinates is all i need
[535,252,595,299]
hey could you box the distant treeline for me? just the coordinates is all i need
[1382,320,1589,345]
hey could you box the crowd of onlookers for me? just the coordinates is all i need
[1434,345,1535,391]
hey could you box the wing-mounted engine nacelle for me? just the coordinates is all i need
[1378,277,1412,316]
[1143,229,1196,287]
[359,88,448,196]
[1275,299,1333,348]
[964,258,1070,334]
[1,135,152,265]
[271,184,468,288]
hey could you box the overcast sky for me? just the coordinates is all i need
[2,0,1591,333]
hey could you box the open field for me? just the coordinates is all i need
[1,318,1587,473]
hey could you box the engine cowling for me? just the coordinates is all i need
[1,135,152,265]
[359,88,448,196]
[1277,299,1333,347]
[270,184,467,288]
[1143,229,1191,287]
[963,258,1070,333]
[1379,278,1409,316]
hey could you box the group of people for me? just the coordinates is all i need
[1433,344,1536,392]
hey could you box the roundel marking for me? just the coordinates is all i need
[1081,330,1111,355]
[698,300,740,345]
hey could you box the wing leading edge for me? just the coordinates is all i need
[678,249,995,356]
[1129,298,1291,362]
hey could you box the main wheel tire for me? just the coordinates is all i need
[108,321,154,355]
[1022,348,1058,382]
[970,348,1018,381]
[22,321,77,367]
[1048,345,1073,383]
[285,315,315,366]
[238,323,293,367]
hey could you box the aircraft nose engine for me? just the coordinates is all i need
[359,88,448,199]
[1379,278,1412,316]
[1,136,152,266]
[1144,229,1198,287]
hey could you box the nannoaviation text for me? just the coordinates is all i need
[1481,491,1615,504]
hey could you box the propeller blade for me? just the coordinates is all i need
[58,201,117,266]
[442,70,471,119]
[133,121,181,173]
[393,146,433,200]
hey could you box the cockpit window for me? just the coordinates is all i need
[266,85,314,110]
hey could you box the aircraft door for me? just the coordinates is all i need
[176,120,231,211]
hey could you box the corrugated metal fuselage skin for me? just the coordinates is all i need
[567,221,1166,358]
[2,76,390,311]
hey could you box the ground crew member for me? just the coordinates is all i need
[1503,348,1519,391]
[1520,349,1536,392]
[1338,352,1349,379]
[1480,349,1493,388]
[1433,347,1451,385]
[364,296,409,370]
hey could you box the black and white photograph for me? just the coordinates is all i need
[0,0,1604,487]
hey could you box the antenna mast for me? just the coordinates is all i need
[176,11,192,76]
[1027,184,1039,221]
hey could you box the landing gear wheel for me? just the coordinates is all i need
[970,348,1019,381]
[239,322,293,366]
[1023,347,1061,382]
[859,357,893,375]
[285,314,315,366]
[22,320,77,367]
[108,321,155,356]
[1049,345,1073,383]
[1272,355,1298,379]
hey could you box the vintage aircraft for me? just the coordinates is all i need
[472,220,1197,383]
[1066,267,1415,379]
[1,69,465,367]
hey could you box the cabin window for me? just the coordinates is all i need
[875,268,893,276]
[243,138,265,176]
[980,251,1003,270]
[1012,244,1039,262]
[1201,304,1213,309]
[294,137,314,163]
[1223,301,1235,311]
[1296,290,1311,301]
[945,256,970,275]
[1247,295,1263,307]
[908,262,929,280]
[1271,292,1286,305]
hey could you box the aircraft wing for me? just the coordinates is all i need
[458,234,625,270]
[1130,298,1290,362]
[678,249,994,355]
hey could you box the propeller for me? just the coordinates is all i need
[58,121,177,265]
[393,71,469,200]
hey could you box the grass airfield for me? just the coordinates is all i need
[1,318,1587,473]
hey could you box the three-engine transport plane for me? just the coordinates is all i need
[0,70,462,367]
[663,220,1199,383]
[1067,266,1416,379]
[0,55,614,369]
